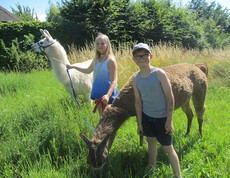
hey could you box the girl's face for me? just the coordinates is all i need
[96,39,107,54]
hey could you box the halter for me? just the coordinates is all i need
[37,41,55,55]
[91,162,106,171]
[91,148,108,171]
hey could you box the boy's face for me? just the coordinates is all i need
[133,49,152,67]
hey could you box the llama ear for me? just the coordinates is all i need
[44,29,53,40]
[40,29,44,35]
[79,132,92,148]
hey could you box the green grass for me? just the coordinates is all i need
[0,69,229,177]
[1,44,230,177]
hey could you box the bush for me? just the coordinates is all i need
[0,21,55,47]
[0,21,91,71]
[0,34,50,72]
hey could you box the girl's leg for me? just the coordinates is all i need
[162,145,181,177]
[147,137,158,166]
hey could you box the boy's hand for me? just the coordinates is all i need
[165,119,174,135]
[137,124,144,135]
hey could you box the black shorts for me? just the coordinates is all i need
[142,112,172,146]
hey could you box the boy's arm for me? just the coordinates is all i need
[132,76,143,135]
[157,69,175,134]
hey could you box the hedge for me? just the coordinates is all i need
[0,21,89,71]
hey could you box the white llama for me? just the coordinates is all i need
[31,29,93,103]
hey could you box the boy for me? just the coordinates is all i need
[132,43,182,177]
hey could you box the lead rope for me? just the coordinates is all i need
[66,68,94,133]
[39,42,94,133]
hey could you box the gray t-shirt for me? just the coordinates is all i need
[136,68,167,118]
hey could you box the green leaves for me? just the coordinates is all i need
[0,34,49,72]
[11,3,38,21]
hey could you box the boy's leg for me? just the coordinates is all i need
[147,137,158,166]
[162,145,181,177]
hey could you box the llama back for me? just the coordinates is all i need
[163,63,207,109]
[112,63,208,116]
[195,62,208,77]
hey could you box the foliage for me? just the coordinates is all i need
[0,34,49,72]
[60,0,132,46]
[0,55,230,176]
[46,2,63,23]
[0,21,58,71]
[1,0,230,70]
[189,0,230,33]
[188,0,230,48]
[11,4,38,21]
[0,21,56,48]
[58,0,230,48]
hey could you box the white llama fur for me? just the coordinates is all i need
[31,29,93,102]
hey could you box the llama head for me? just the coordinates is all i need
[31,29,56,54]
[79,132,109,170]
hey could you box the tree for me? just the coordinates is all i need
[46,1,63,23]
[188,0,230,33]
[11,4,38,21]
[60,0,132,46]
[55,0,230,48]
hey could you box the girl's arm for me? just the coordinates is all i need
[66,59,95,74]
[102,58,117,104]
[132,76,143,135]
[157,69,175,134]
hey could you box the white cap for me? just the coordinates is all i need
[132,43,151,54]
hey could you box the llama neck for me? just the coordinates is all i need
[93,106,130,144]
[46,43,70,83]
[93,76,136,149]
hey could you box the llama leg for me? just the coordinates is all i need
[192,89,207,136]
[193,102,206,136]
[84,92,92,104]
[181,101,194,135]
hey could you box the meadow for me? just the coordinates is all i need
[0,44,230,177]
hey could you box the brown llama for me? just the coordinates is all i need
[80,62,208,169]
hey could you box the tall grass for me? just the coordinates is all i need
[0,44,230,177]
[68,43,230,88]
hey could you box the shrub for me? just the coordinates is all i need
[0,34,50,72]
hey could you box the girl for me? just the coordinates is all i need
[67,33,118,116]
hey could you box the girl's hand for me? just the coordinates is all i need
[165,119,174,135]
[102,94,109,105]
[66,64,73,69]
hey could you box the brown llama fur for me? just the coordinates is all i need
[80,62,208,168]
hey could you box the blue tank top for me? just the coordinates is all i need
[90,58,118,103]
[136,68,167,118]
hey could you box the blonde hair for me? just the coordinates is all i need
[93,33,115,63]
